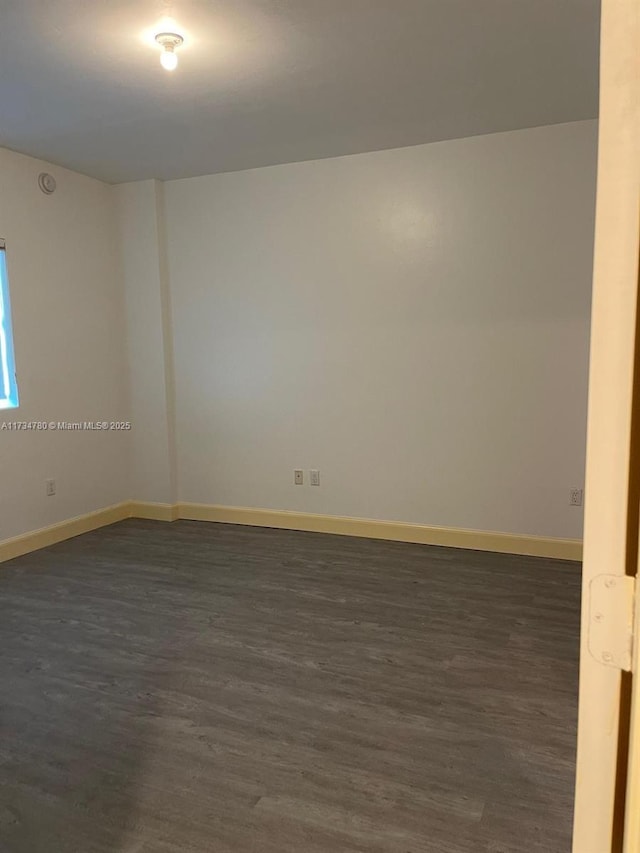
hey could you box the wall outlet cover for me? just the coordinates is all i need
[570,487,583,507]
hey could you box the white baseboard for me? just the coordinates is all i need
[129,501,179,522]
[0,502,131,563]
[0,500,582,564]
[178,502,583,561]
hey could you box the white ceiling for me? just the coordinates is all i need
[0,0,600,184]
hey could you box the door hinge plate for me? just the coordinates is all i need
[588,574,636,671]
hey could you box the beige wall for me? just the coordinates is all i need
[116,179,176,506]
[163,120,597,539]
[0,147,129,541]
[0,120,597,544]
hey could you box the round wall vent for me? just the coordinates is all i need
[38,173,57,195]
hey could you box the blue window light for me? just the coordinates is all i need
[0,240,19,409]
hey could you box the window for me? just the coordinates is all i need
[0,240,19,409]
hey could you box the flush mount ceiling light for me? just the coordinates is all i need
[155,32,184,71]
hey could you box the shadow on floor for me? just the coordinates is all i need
[0,537,175,853]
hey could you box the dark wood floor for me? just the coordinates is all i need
[0,519,581,853]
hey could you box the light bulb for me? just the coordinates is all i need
[160,48,178,71]
[155,32,183,71]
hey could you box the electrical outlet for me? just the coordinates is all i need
[310,469,320,487]
[294,469,304,485]
[570,487,583,507]
[46,479,56,497]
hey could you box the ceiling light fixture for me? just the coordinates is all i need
[155,32,183,71]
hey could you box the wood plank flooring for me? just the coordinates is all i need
[0,519,581,852]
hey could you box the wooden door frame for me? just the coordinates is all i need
[573,1,640,850]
